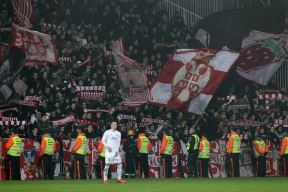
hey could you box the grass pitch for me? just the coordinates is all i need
[1,178,288,192]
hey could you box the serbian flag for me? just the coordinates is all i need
[236,30,288,85]
[150,49,239,115]
[11,23,58,66]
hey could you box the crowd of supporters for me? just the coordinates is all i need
[0,0,287,150]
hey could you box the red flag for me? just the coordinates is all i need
[11,23,58,66]
[112,39,150,106]
[150,49,239,114]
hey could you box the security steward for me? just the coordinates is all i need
[71,126,88,179]
[280,131,288,177]
[137,130,152,178]
[5,130,23,180]
[198,132,210,177]
[160,130,174,178]
[123,130,138,178]
[227,127,241,177]
[186,128,200,178]
[39,131,56,180]
[254,135,268,177]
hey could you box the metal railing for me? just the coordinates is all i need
[154,0,288,27]
[152,0,249,28]
[153,0,203,28]
[273,61,288,94]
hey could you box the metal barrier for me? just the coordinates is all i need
[153,0,203,28]
[273,61,288,93]
[154,0,288,27]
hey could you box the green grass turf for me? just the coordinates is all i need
[1,178,288,192]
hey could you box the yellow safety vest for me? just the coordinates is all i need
[285,137,288,155]
[163,136,174,155]
[43,136,55,155]
[76,135,88,155]
[100,145,106,157]
[139,136,149,154]
[186,134,200,150]
[198,139,210,159]
[231,134,240,153]
[7,136,23,157]
[254,140,266,157]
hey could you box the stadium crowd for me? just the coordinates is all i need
[0,0,288,180]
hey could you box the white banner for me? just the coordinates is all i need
[236,30,288,85]
[12,24,58,65]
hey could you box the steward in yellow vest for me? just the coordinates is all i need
[227,128,241,177]
[5,131,23,180]
[254,136,268,177]
[160,130,174,178]
[72,127,88,179]
[198,133,210,177]
[137,132,152,178]
[40,133,56,180]
[186,128,200,178]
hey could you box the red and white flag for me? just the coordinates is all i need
[11,0,33,28]
[236,30,288,85]
[11,24,58,65]
[150,49,239,115]
[112,38,150,106]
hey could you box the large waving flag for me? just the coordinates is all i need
[11,24,58,66]
[112,39,150,106]
[236,30,288,85]
[150,49,239,115]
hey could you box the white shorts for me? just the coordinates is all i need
[105,154,122,164]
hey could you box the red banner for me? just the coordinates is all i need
[20,139,39,180]
[148,139,179,178]
[62,139,73,179]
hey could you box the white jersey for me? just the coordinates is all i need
[102,129,121,158]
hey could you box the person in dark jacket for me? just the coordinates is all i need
[123,130,138,178]
[186,128,200,178]
[267,126,280,147]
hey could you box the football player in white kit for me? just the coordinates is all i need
[101,121,126,184]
